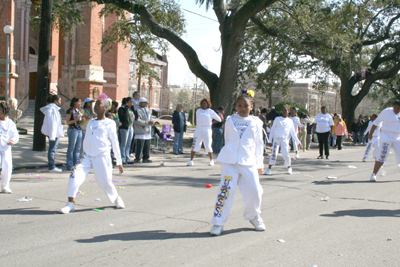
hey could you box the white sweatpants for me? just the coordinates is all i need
[268,138,291,167]
[212,163,263,226]
[67,151,119,203]
[363,136,379,159]
[191,126,213,153]
[0,149,12,190]
[375,132,400,164]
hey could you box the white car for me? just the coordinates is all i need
[153,115,192,126]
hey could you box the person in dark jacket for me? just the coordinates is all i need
[268,106,279,125]
[172,104,187,154]
[351,118,361,145]
[212,106,225,155]
[118,97,134,163]
[259,108,268,155]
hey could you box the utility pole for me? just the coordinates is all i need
[33,0,52,151]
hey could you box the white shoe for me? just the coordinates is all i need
[210,225,224,236]
[49,167,62,173]
[115,196,125,209]
[287,167,292,174]
[362,157,367,162]
[2,187,12,194]
[59,202,75,214]
[209,160,214,166]
[370,173,377,182]
[264,168,271,175]
[249,215,266,231]
[187,160,194,166]
[295,154,299,159]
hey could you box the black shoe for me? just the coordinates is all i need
[173,153,179,155]
[326,155,329,159]
[317,155,323,159]
[122,162,127,165]
[142,159,152,163]
[179,152,185,154]
[133,160,141,164]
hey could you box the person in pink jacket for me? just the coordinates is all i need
[335,116,347,150]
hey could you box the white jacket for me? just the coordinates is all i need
[364,120,382,137]
[196,108,221,127]
[83,118,122,165]
[217,115,264,169]
[40,103,64,141]
[269,116,300,145]
[0,118,19,151]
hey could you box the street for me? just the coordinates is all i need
[0,145,399,266]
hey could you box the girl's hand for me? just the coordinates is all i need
[7,140,14,146]
[299,143,303,149]
[118,165,124,175]
[257,169,263,175]
[62,120,66,125]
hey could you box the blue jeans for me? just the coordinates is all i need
[353,131,359,144]
[66,128,83,169]
[358,131,364,144]
[120,127,134,163]
[212,127,223,154]
[173,130,184,154]
[48,137,59,170]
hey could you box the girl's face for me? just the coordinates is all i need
[281,107,289,117]
[94,100,106,115]
[201,101,208,109]
[0,108,5,119]
[55,98,62,107]
[127,99,134,107]
[236,98,253,117]
[393,104,400,114]
[74,99,81,109]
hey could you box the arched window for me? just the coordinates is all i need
[29,47,36,55]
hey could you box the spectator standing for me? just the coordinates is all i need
[259,108,269,155]
[132,91,140,109]
[172,104,187,155]
[351,119,360,145]
[357,115,365,144]
[267,106,279,126]
[134,98,154,163]
[212,107,225,155]
[118,97,135,164]
[313,106,334,159]
[41,95,65,172]
[306,122,314,150]
[66,97,83,170]
[335,116,347,150]
[299,113,311,152]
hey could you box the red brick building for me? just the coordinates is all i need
[0,0,167,112]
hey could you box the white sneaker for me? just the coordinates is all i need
[49,167,62,173]
[295,154,299,159]
[264,168,271,175]
[249,215,266,231]
[209,160,214,166]
[210,225,224,236]
[115,196,125,209]
[59,202,75,214]
[370,173,377,182]
[187,160,194,166]
[362,157,367,162]
[2,187,12,194]
[129,153,135,157]
[287,167,293,174]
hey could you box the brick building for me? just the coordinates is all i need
[0,0,167,112]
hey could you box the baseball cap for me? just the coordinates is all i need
[84,98,94,104]
[139,97,148,103]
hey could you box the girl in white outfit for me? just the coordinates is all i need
[362,114,381,162]
[187,98,221,167]
[0,101,19,193]
[289,108,302,158]
[368,100,400,182]
[210,91,264,236]
[60,99,125,213]
[265,105,301,175]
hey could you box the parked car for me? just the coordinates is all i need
[153,115,192,126]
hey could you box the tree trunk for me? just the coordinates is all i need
[33,0,52,151]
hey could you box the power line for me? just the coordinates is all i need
[182,8,218,22]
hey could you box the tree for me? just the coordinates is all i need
[244,0,400,124]
[71,0,279,115]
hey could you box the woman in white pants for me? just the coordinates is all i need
[187,98,221,166]
[362,114,381,162]
[0,101,19,193]
[289,108,303,158]
[210,90,265,236]
[60,99,125,213]
[265,105,301,175]
[368,100,400,182]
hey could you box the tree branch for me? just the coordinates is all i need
[234,0,277,27]
[212,0,226,25]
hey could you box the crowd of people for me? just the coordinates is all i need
[0,89,399,236]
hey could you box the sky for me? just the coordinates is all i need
[166,1,221,87]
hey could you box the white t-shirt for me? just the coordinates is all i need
[232,115,252,137]
[373,107,400,136]
[290,116,301,133]
[196,108,221,127]
[313,113,334,133]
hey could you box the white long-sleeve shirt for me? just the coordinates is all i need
[196,108,221,127]
[290,116,302,133]
[0,118,19,151]
[217,115,264,169]
[83,118,122,165]
[40,103,64,141]
[269,116,300,145]
[364,120,382,137]
[373,107,400,136]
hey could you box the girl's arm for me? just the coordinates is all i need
[65,109,80,125]
[7,120,19,145]
[210,109,222,122]
[268,120,277,143]
[255,122,264,169]
[108,121,122,166]
[363,121,372,136]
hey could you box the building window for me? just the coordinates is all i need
[129,62,135,78]
[154,91,159,106]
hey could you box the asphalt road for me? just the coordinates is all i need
[1,145,399,266]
